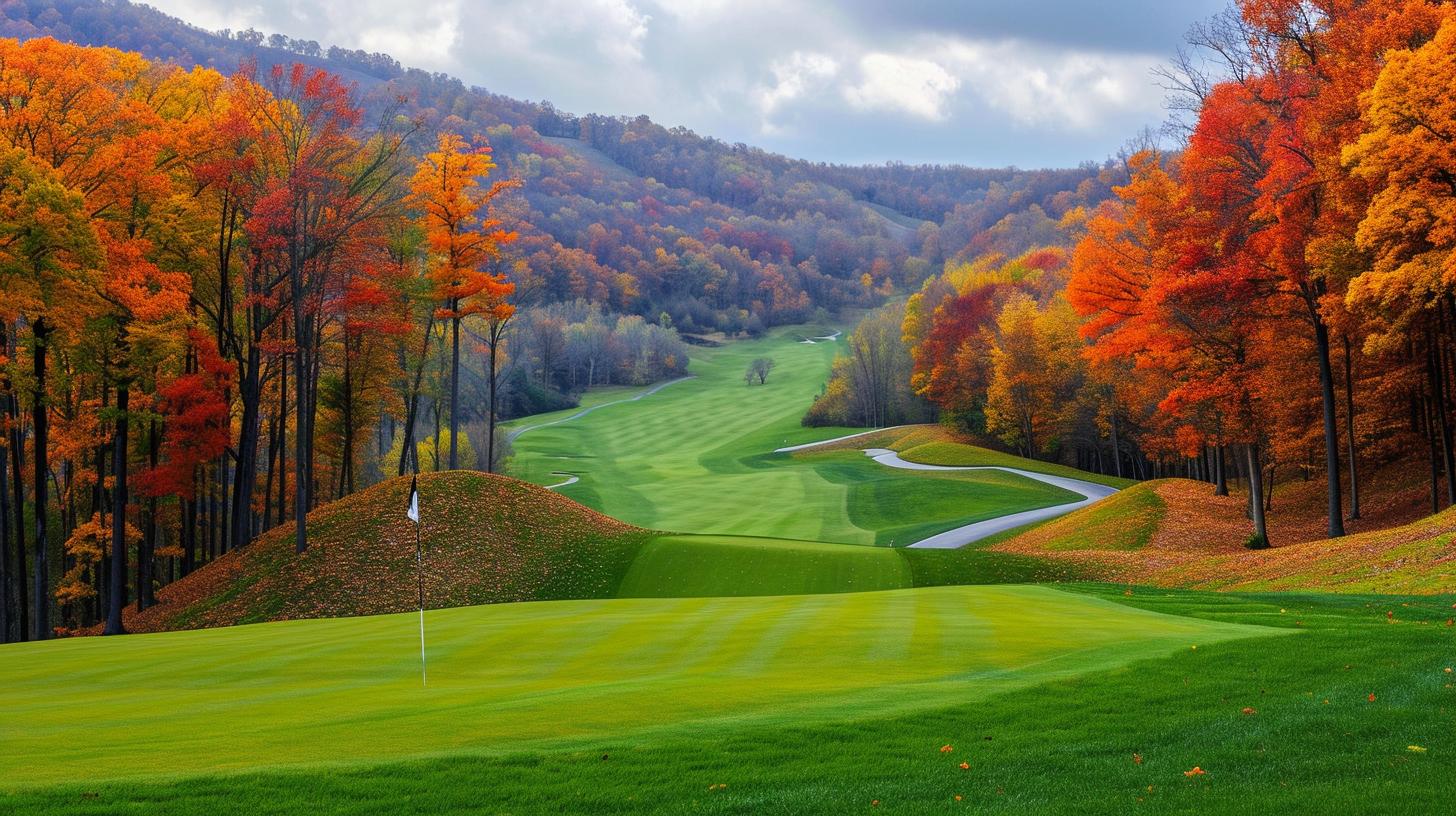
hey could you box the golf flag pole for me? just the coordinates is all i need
[408,475,426,687]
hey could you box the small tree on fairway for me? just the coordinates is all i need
[747,357,775,385]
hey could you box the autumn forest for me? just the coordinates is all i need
[3,1,1456,813]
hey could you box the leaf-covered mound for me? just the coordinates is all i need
[120,472,653,633]
[994,478,1456,593]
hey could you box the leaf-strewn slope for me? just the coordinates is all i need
[120,472,651,633]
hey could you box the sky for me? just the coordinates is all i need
[150,0,1229,168]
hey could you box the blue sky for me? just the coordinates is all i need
[151,1,1228,168]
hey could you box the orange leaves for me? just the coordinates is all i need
[940,745,953,753]
[410,132,519,323]
[1183,766,1206,778]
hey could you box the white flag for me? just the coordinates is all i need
[407,475,420,523]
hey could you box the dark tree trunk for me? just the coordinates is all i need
[7,381,25,642]
[1214,445,1228,496]
[449,316,460,470]
[31,318,50,641]
[104,384,128,636]
[1109,410,1122,479]
[139,417,158,610]
[1246,444,1268,544]
[487,335,500,474]
[1312,318,1345,538]
[1429,334,1456,507]
[0,405,9,643]
[398,314,435,477]
[1342,336,1360,520]
[231,343,262,551]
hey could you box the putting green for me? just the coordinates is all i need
[0,586,1274,787]
[505,327,1080,545]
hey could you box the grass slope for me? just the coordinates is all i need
[506,327,1083,546]
[995,479,1456,593]
[121,471,651,632]
[1,586,1270,790]
[10,588,1456,814]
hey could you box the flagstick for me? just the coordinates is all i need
[416,517,427,687]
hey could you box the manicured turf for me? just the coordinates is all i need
[9,587,1456,814]
[894,439,1138,490]
[506,326,1084,546]
[0,586,1270,791]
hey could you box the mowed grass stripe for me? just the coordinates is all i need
[508,326,1083,546]
[0,586,1276,787]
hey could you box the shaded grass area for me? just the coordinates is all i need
[8,587,1454,814]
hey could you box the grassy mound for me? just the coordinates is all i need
[122,471,652,633]
[994,481,1166,553]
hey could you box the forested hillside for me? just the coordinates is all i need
[810,1,1456,560]
[0,0,1117,335]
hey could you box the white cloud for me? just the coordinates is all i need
[754,51,838,129]
[842,52,959,121]
[936,39,1159,129]
[137,0,1208,166]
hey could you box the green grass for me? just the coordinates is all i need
[616,532,1099,598]
[896,439,1137,490]
[507,326,1085,546]
[1037,483,1165,552]
[9,587,1456,814]
[1,586,1270,790]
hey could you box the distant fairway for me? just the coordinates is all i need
[0,586,1270,788]
[505,326,1081,545]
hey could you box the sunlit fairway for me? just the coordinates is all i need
[1,586,1271,788]
[505,326,1081,545]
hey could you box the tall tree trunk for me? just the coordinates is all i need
[449,315,460,470]
[104,384,128,636]
[487,333,500,474]
[292,288,309,553]
[0,405,9,643]
[7,381,25,642]
[30,317,50,641]
[1342,336,1360,520]
[1312,318,1345,537]
[1214,445,1228,496]
[1429,334,1456,507]
[1109,409,1123,479]
[139,417,158,610]
[231,343,263,551]
[398,315,435,476]
[1245,443,1268,545]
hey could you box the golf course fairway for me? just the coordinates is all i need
[505,326,1083,546]
[1,585,1273,787]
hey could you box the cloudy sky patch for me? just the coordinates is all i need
[147,0,1226,167]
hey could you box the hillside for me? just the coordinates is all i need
[0,0,1117,334]
[992,477,1456,594]
[120,472,652,633]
